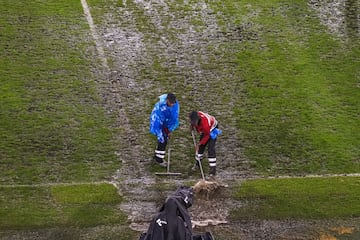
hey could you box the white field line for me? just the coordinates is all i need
[1,173,360,188]
[80,0,109,70]
[261,173,360,179]
[0,180,117,188]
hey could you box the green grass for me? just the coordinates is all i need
[232,177,360,220]
[0,183,127,230]
[0,0,359,237]
[209,0,360,174]
[0,0,119,184]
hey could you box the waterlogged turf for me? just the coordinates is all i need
[0,0,359,239]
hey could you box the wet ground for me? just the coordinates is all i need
[91,0,359,239]
[3,0,357,239]
[0,0,357,239]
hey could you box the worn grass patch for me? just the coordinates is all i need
[0,183,126,230]
[1,0,359,238]
[232,177,360,220]
[88,0,360,176]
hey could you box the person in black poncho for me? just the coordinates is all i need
[139,186,214,240]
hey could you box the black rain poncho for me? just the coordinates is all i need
[139,186,214,240]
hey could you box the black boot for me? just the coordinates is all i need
[153,156,167,167]
[209,166,216,176]
[191,161,200,171]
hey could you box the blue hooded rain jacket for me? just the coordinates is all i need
[150,94,180,143]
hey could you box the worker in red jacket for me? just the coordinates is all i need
[189,111,222,177]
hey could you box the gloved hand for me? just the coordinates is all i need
[163,128,171,139]
[195,151,201,161]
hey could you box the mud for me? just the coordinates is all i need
[88,0,360,239]
[308,0,359,39]
[0,0,358,239]
[96,0,251,234]
[1,0,355,239]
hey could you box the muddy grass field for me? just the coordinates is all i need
[88,0,359,239]
[1,0,359,239]
[96,0,359,236]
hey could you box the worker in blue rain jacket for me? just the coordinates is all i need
[150,93,180,166]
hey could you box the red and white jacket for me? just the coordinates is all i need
[194,111,218,145]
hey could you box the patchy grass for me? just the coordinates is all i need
[232,177,360,220]
[209,0,360,174]
[0,0,359,238]
[0,183,127,230]
[0,0,119,185]
[88,0,359,176]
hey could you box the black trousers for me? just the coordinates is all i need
[197,129,217,173]
[198,135,216,159]
[154,140,167,163]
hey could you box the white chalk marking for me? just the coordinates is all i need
[80,0,109,70]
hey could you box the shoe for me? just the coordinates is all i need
[158,161,167,167]
[206,174,216,181]
[153,156,167,167]
[191,162,199,171]
[209,166,216,176]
